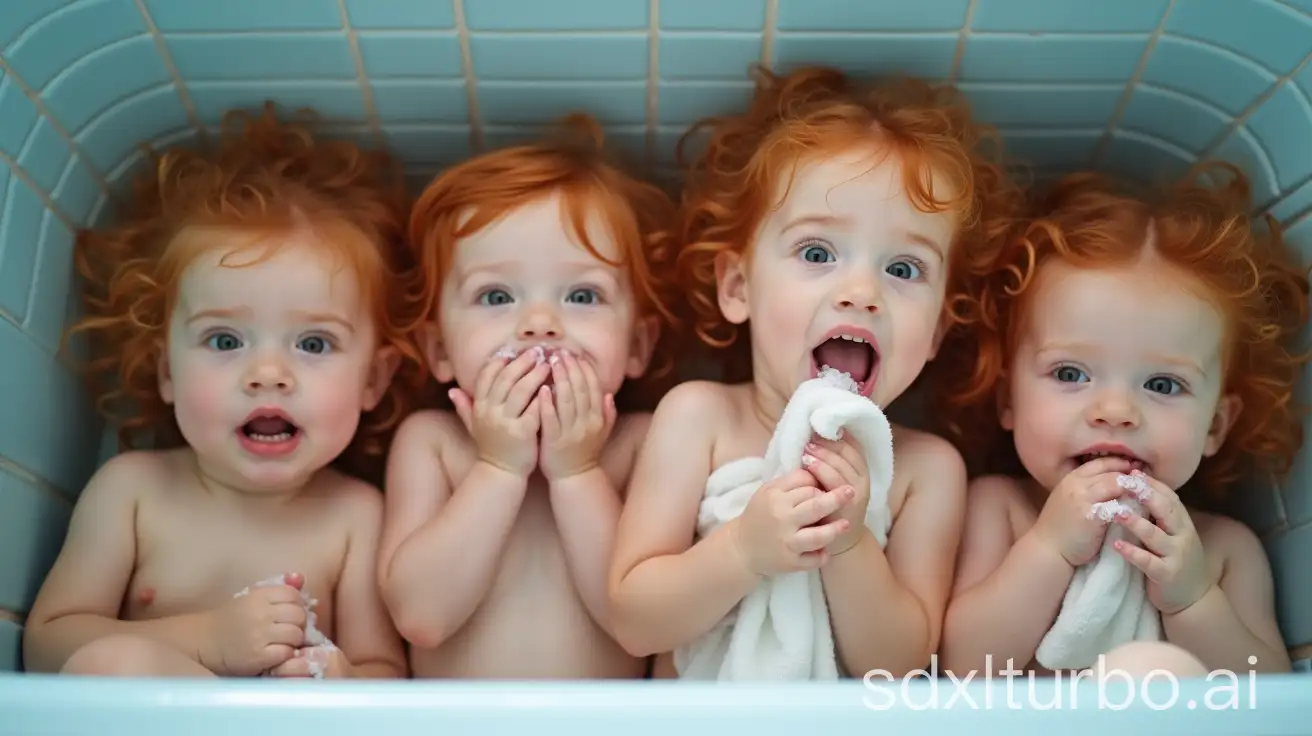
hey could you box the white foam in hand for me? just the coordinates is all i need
[234,574,337,678]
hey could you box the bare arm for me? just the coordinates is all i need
[333,485,408,678]
[23,453,209,672]
[607,383,760,657]
[549,460,628,638]
[377,412,528,648]
[1162,516,1290,673]
[821,435,966,678]
[939,476,1075,675]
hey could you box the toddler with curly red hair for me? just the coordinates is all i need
[379,113,681,679]
[23,103,425,680]
[607,65,1023,679]
[936,163,1308,679]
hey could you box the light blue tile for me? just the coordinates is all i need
[0,76,41,159]
[52,157,102,225]
[1298,58,1312,101]
[74,85,189,174]
[958,84,1122,128]
[772,34,957,79]
[657,82,754,125]
[464,0,647,30]
[371,81,468,123]
[1142,36,1277,116]
[1246,82,1312,194]
[1269,178,1312,223]
[1265,520,1312,646]
[165,33,356,80]
[143,0,342,31]
[960,35,1147,83]
[470,35,648,80]
[776,0,969,31]
[0,466,70,614]
[654,127,698,166]
[15,118,73,194]
[1212,126,1281,210]
[357,32,463,78]
[1285,0,1312,11]
[381,125,472,165]
[478,82,647,125]
[1001,130,1102,169]
[661,0,765,30]
[42,36,171,133]
[1232,478,1288,537]
[0,316,101,498]
[0,0,67,49]
[1117,83,1232,154]
[188,81,367,124]
[344,0,453,28]
[1100,130,1197,186]
[24,212,75,354]
[0,175,42,323]
[3,0,144,91]
[659,34,760,80]
[971,0,1170,33]
[1165,0,1312,76]
[0,620,20,672]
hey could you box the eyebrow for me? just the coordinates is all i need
[185,307,250,325]
[779,213,946,259]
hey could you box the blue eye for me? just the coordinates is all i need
[479,288,512,306]
[799,243,834,264]
[886,259,922,280]
[206,332,242,351]
[1145,376,1182,395]
[298,335,332,355]
[1053,365,1088,383]
[566,287,599,305]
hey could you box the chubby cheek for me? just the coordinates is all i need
[297,364,370,445]
[1007,379,1070,484]
[168,359,238,444]
[1148,408,1210,487]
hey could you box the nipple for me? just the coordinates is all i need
[136,587,156,607]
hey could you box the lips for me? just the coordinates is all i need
[1073,444,1147,472]
[237,408,300,458]
[809,326,879,397]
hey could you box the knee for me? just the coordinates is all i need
[1101,641,1208,679]
[61,634,171,676]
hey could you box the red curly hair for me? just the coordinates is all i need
[68,102,428,474]
[675,65,1023,379]
[934,162,1310,496]
[407,112,684,409]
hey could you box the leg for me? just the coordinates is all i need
[61,634,218,678]
[1100,641,1208,678]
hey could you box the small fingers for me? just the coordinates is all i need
[261,644,297,672]
[504,363,550,416]
[552,357,576,427]
[575,353,600,418]
[270,622,308,648]
[602,392,617,431]
[473,352,509,400]
[267,653,310,678]
[788,519,850,554]
[1115,510,1172,556]
[790,486,855,527]
[488,350,542,403]
[802,449,850,492]
[1075,455,1136,477]
[272,602,308,628]
[1113,539,1170,582]
[448,388,474,431]
[539,386,560,438]
[1130,471,1186,535]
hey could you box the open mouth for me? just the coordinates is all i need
[810,329,879,396]
[1074,447,1146,472]
[240,411,300,444]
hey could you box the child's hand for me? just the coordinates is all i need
[801,435,869,554]
[1032,456,1138,567]
[730,468,855,576]
[449,349,550,478]
[538,350,616,482]
[1111,470,1214,615]
[203,573,307,676]
[268,645,349,679]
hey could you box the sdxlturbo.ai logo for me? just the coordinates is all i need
[862,655,1260,711]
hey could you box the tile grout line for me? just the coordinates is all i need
[452,0,483,152]
[0,150,79,231]
[947,0,976,85]
[645,0,660,168]
[337,0,384,146]
[760,0,778,70]
[1088,0,1175,166]
[0,609,22,626]
[0,453,74,509]
[1196,49,1312,166]
[134,0,206,145]
[0,55,115,200]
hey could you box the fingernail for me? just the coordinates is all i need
[805,441,818,450]
[801,454,814,466]
[843,485,856,498]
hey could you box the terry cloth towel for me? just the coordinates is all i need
[234,574,338,678]
[673,367,895,680]
[1035,474,1164,670]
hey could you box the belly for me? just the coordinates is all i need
[411,492,644,680]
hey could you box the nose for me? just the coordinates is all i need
[834,269,880,313]
[516,302,563,340]
[1085,388,1140,429]
[242,351,295,395]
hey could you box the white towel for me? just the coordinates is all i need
[673,368,895,680]
[1034,474,1163,670]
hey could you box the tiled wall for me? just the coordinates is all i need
[0,0,1310,671]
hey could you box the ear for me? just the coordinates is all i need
[997,383,1014,431]
[714,250,750,325]
[1202,393,1242,457]
[156,340,174,405]
[625,314,660,379]
[420,322,455,384]
[361,345,402,412]
[928,318,949,361]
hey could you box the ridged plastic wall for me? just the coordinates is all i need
[1,0,1310,683]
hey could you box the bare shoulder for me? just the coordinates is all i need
[650,379,738,427]
[90,448,187,504]
[1190,508,1267,565]
[891,426,967,493]
[392,408,465,451]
